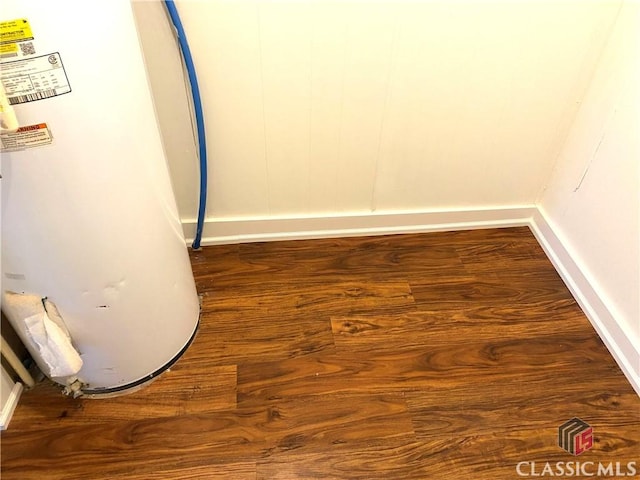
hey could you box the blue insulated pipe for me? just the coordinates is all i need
[164,0,207,249]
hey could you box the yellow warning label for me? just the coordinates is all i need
[0,18,34,45]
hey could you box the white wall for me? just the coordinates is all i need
[135,0,638,389]
[131,1,200,221]
[538,1,639,373]
[160,0,621,227]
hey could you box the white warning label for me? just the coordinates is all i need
[1,122,53,151]
[0,52,71,105]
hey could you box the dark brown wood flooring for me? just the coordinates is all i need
[1,227,638,479]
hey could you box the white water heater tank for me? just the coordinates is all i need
[0,0,200,396]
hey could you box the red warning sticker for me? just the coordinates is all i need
[1,122,53,151]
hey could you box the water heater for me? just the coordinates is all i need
[0,0,200,396]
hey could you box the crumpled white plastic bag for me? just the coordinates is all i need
[24,311,83,378]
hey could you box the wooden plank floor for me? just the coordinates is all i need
[2,227,638,479]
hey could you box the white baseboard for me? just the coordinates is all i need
[530,209,640,396]
[182,205,535,245]
[0,382,23,430]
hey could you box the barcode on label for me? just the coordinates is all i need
[8,89,57,105]
[19,41,36,56]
